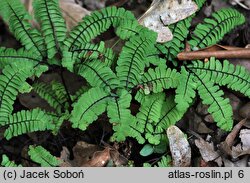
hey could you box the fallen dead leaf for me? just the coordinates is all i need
[167,125,191,167]
[139,0,198,42]
[231,129,250,158]
[195,135,222,166]
[81,148,111,167]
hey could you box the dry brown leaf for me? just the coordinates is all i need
[167,125,191,167]
[139,0,198,42]
[231,129,250,158]
[195,135,222,166]
[81,148,111,167]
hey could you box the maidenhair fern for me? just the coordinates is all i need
[28,145,61,167]
[0,0,249,167]
[1,155,22,167]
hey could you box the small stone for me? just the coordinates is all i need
[239,102,250,119]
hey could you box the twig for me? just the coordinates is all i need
[177,48,250,60]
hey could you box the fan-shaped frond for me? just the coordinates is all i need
[3,109,55,140]
[0,47,42,69]
[116,30,157,90]
[65,6,136,50]
[194,72,233,131]
[76,60,119,92]
[32,81,68,113]
[33,0,67,58]
[175,67,197,112]
[0,0,46,57]
[70,87,110,130]
[189,8,245,49]
[28,145,61,167]
[1,155,22,167]
[188,58,250,97]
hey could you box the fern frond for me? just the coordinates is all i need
[70,87,110,130]
[4,109,55,140]
[175,67,197,112]
[188,58,250,97]
[28,145,61,167]
[194,72,233,131]
[107,90,142,142]
[136,93,165,145]
[189,8,245,49]
[1,155,22,167]
[0,0,46,57]
[33,0,67,58]
[116,30,157,90]
[144,155,171,167]
[62,42,115,71]
[77,60,119,92]
[151,96,184,140]
[65,6,136,50]
[156,17,192,64]
[135,66,180,103]
[0,63,35,124]
[32,81,68,113]
[0,47,41,69]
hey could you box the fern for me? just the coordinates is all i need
[187,58,250,97]
[116,30,157,90]
[32,81,68,114]
[0,47,41,69]
[0,0,46,57]
[28,145,61,167]
[70,87,110,130]
[3,109,55,140]
[175,67,197,112]
[135,66,180,103]
[0,63,38,124]
[189,8,245,49]
[64,6,137,50]
[1,155,22,167]
[33,0,67,58]
[76,60,119,91]
[143,155,172,167]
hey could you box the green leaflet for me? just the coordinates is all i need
[0,0,46,57]
[28,145,61,167]
[4,109,55,140]
[70,87,110,130]
[1,155,22,167]
[65,6,136,50]
[189,8,245,49]
[33,0,67,58]
[116,30,157,90]
[188,58,250,97]
[76,60,120,92]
